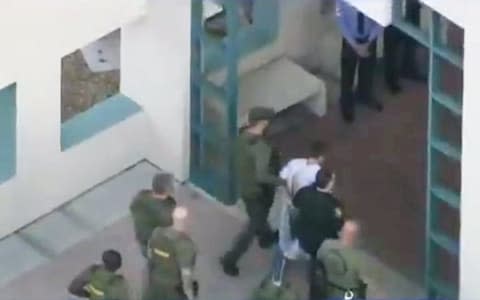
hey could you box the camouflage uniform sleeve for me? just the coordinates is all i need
[176,235,197,300]
[68,264,97,296]
[253,142,285,187]
[109,276,131,300]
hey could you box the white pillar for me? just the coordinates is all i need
[121,0,191,181]
[460,2,480,299]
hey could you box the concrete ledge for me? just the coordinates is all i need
[61,94,142,150]
[238,57,327,126]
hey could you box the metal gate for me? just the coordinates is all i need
[393,2,463,299]
[190,0,240,204]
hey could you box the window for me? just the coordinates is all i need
[60,29,141,150]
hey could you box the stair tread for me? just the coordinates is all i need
[0,235,48,287]
[19,211,91,256]
[430,231,459,255]
[432,91,462,116]
[431,185,460,209]
[433,44,463,69]
[430,138,461,161]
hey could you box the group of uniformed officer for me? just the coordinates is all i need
[69,173,197,300]
[68,106,366,300]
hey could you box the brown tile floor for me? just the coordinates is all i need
[269,78,430,284]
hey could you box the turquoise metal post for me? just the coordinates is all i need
[426,9,436,298]
[392,3,461,299]
[190,0,203,180]
[224,0,240,204]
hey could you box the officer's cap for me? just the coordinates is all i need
[152,173,174,194]
[248,106,275,124]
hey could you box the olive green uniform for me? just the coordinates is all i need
[130,190,177,256]
[143,227,197,300]
[223,131,284,266]
[68,265,130,300]
[317,240,366,299]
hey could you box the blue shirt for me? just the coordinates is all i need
[335,0,383,46]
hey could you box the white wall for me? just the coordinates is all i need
[279,0,342,78]
[121,0,192,181]
[0,0,150,238]
[459,2,480,299]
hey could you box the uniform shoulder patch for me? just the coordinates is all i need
[335,207,343,218]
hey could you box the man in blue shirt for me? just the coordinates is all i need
[336,0,383,123]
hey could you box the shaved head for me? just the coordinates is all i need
[340,220,360,247]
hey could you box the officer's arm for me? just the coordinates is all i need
[68,265,98,297]
[181,268,195,300]
[110,276,131,300]
[254,145,285,186]
[177,238,197,299]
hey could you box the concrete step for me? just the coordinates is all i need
[18,211,91,258]
[238,57,327,126]
[204,57,327,128]
[0,162,160,288]
[0,235,48,288]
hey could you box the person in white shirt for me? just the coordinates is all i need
[270,141,328,285]
[269,141,328,230]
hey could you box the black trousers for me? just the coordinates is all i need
[340,38,377,116]
[223,193,275,265]
[383,0,421,84]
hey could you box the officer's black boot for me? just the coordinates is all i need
[220,257,239,277]
[258,230,278,249]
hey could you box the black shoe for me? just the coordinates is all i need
[402,70,426,82]
[258,231,278,249]
[387,81,402,94]
[362,99,383,112]
[341,109,355,123]
[220,257,239,277]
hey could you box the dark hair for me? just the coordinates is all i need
[102,250,122,272]
[315,168,333,189]
[309,141,328,158]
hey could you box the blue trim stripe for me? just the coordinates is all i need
[0,84,16,183]
[61,94,142,150]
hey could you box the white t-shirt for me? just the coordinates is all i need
[279,158,321,196]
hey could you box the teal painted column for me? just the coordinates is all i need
[0,84,16,183]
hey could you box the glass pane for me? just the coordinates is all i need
[190,131,202,170]
[202,94,228,137]
[394,0,430,41]
[191,83,202,128]
[435,201,460,247]
[204,139,230,177]
[204,140,229,198]
[432,243,459,293]
[433,56,463,103]
[431,150,461,196]
[433,14,464,58]
[61,29,121,123]
[431,102,462,155]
